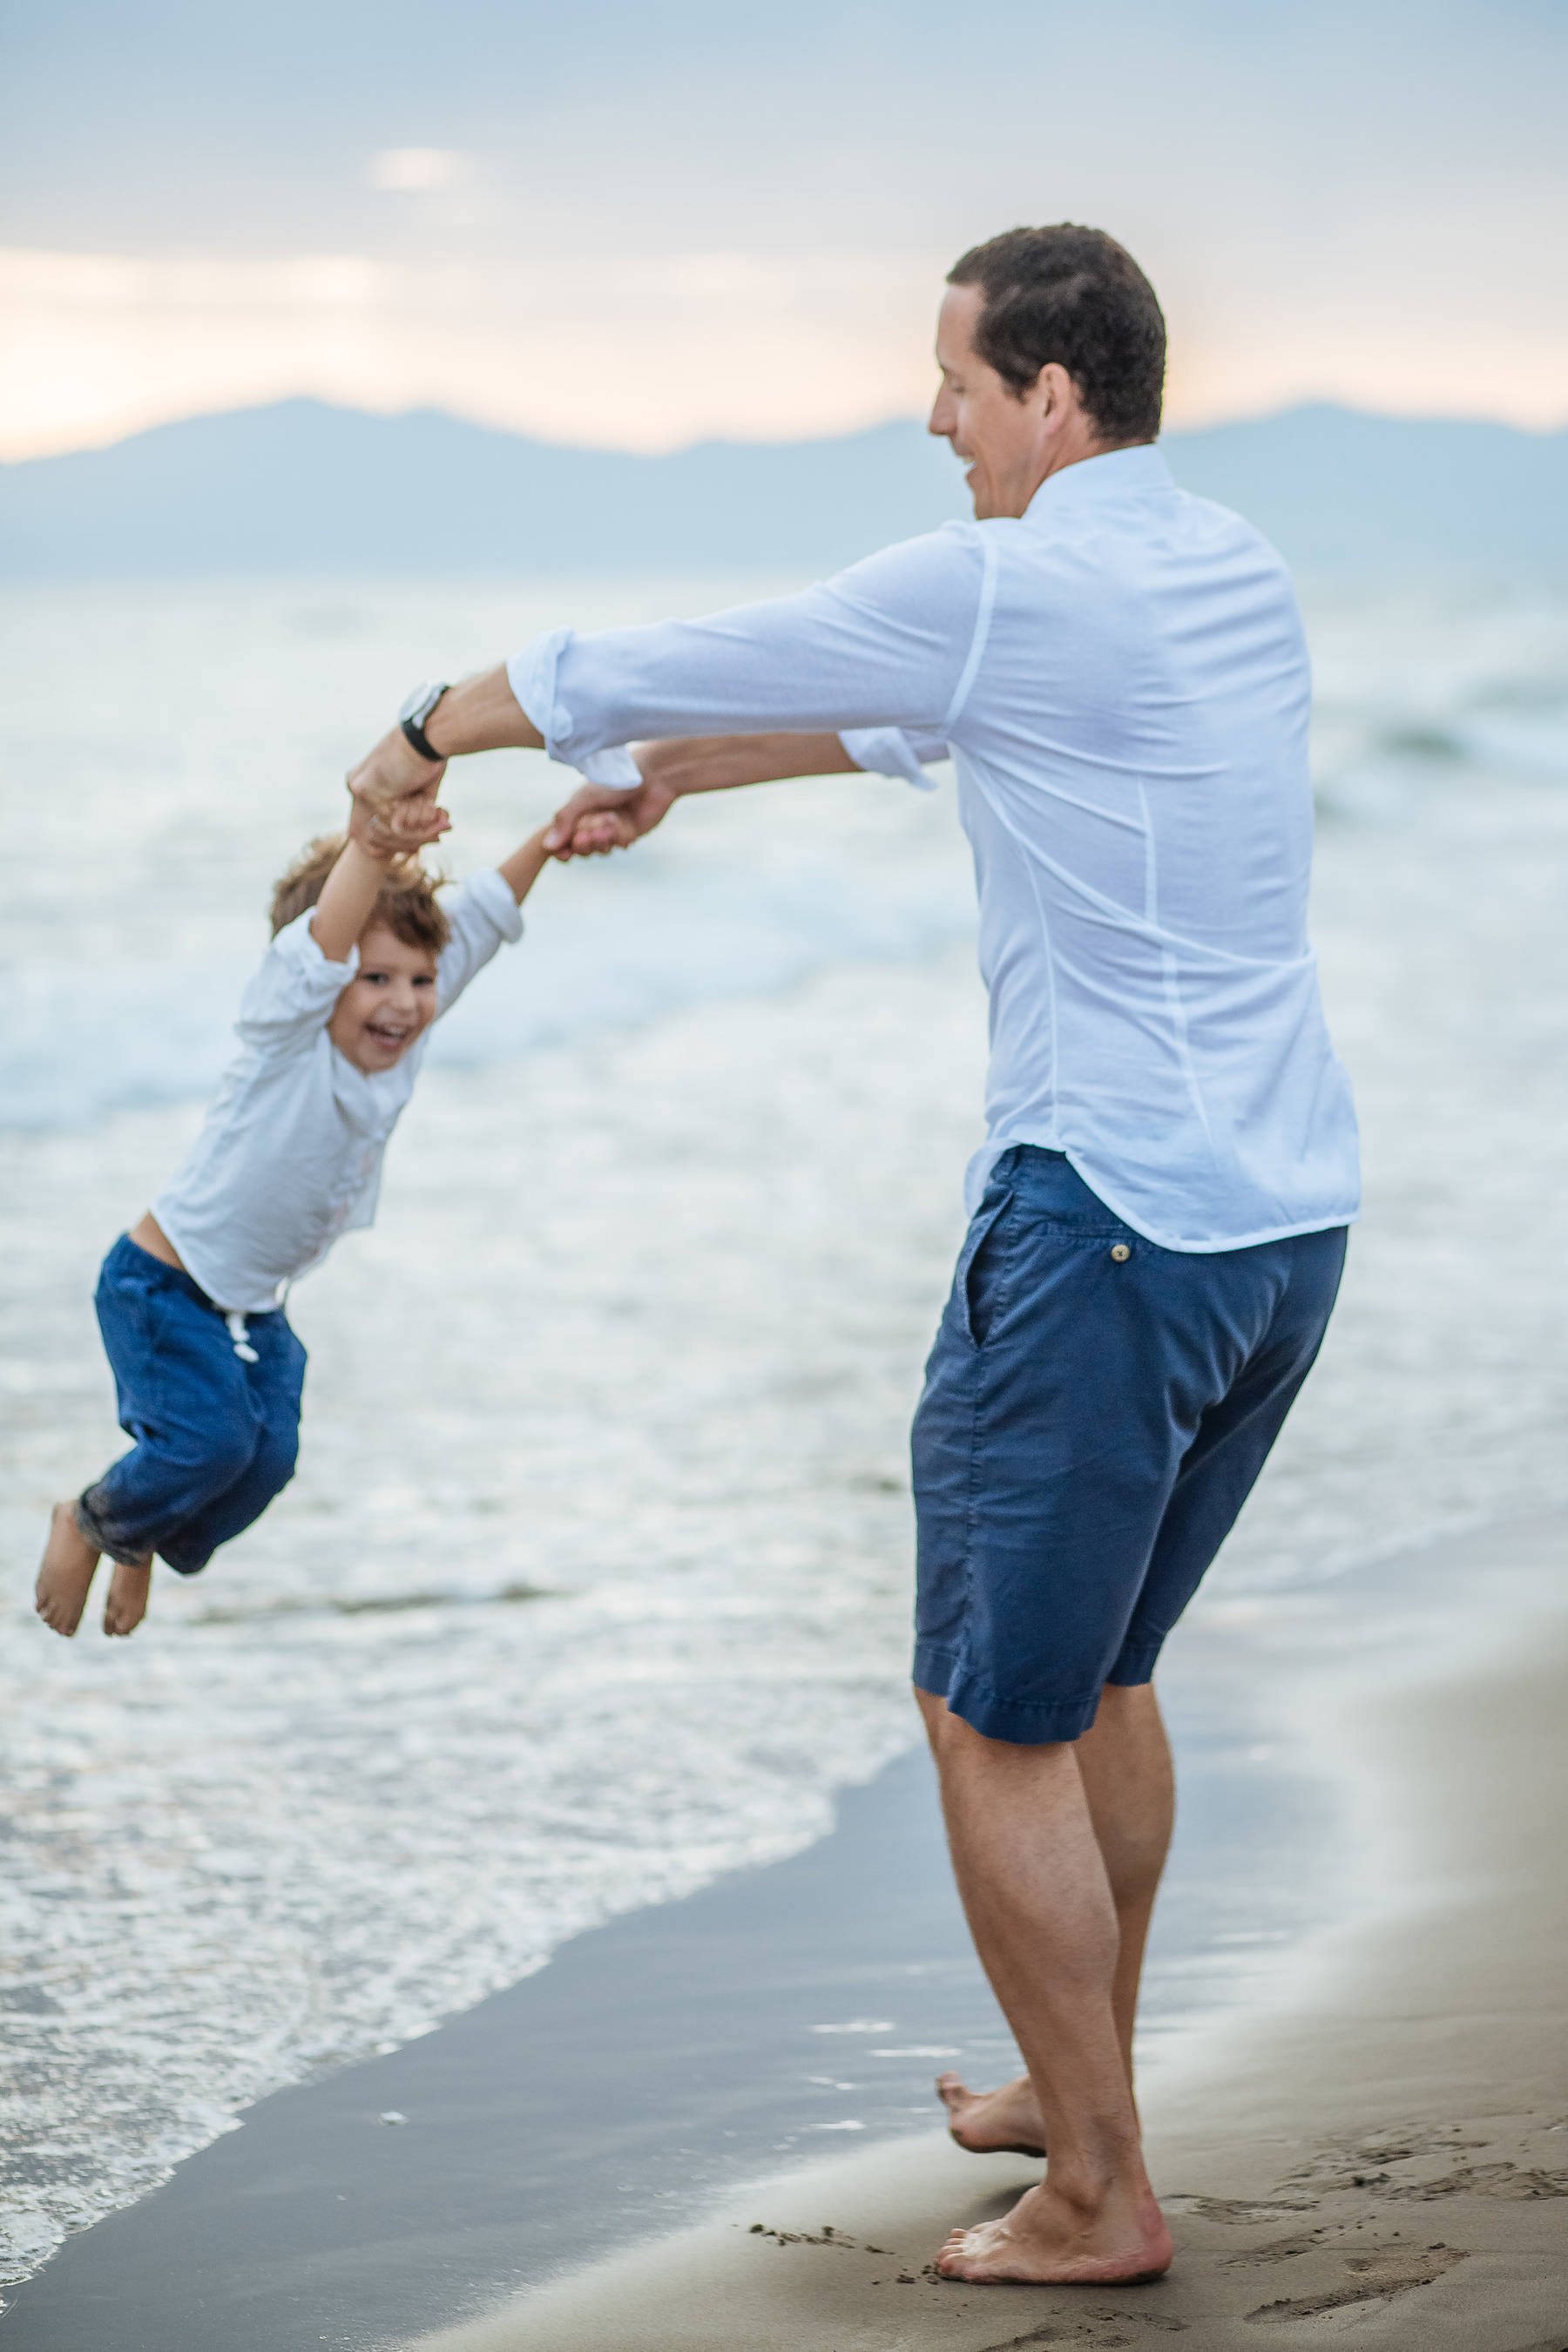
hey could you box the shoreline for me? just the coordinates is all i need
[4,1517,1563,2350]
[412,1515,1568,2352]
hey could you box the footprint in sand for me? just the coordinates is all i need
[1245,2240,1467,2325]
[1387,2160,1568,2201]
[1166,2195,1317,2227]
[973,2311,1192,2350]
[1216,2233,1329,2268]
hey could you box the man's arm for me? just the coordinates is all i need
[347,666,544,843]
[544,733,857,856]
[348,527,983,847]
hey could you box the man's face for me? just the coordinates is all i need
[929,283,1059,521]
[327,923,439,1072]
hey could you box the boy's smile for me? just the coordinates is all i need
[328,922,439,1072]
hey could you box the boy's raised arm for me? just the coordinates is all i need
[494,825,551,907]
[310,796,450,963]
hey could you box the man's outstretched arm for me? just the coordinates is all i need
[543,733,858,856]
[348,526,978,848]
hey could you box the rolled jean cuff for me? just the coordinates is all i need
[912,1642,1103,1745]
[74,1490,152,1570]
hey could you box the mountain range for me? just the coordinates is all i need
[2,398,1564,578]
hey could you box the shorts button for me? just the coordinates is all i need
[1110,1242,1132,1262]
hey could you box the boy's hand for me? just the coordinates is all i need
[348,779,451,861]
[564,809,640,856]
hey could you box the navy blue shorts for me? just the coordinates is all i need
[911,1148,1346,1744]
[76,1234,307,1576]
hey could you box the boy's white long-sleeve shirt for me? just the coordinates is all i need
[153,869,523,1314]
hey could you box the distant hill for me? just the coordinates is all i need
[1,397,1564,578]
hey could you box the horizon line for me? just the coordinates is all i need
[7,392,1568,471]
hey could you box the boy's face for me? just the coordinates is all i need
[328,923,439,1073]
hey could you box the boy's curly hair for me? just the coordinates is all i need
[270,835,452,956]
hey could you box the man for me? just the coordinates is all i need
[348,223,1359,2286]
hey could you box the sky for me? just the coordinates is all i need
[2,0,1565,462]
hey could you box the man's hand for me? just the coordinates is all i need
[348,724,447,814]
[346,666,544,837]
[348,726,452,856]
[543,774,677,859]
[543,734,855,856]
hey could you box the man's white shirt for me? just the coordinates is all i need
[510,444,1358,1250]
[154,870,523,1312]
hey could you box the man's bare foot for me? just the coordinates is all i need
[104,1559,152,1637]
[35,1503,103,1637]
[936,2070,1047,2158]
[936,2175,1173,2285]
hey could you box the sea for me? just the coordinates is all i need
[3,567,1567,2288]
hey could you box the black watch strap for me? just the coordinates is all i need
[400,710,444,761]
[399,683,450,763]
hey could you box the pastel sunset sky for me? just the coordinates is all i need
[3,0,1565,460]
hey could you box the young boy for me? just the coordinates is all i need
[36,796,551,1639]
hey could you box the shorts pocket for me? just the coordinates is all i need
[957,1190,1015,1348]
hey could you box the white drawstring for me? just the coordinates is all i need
[225,1311,260,1364]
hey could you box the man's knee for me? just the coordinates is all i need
[1093,1677,1161,1724]
[915,1683,1074,1767]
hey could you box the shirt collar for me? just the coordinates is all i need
[1022,442,1173,523]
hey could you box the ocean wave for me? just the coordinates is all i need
[0,859,977,1132]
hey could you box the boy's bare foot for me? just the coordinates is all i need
[936,2175,1173,2284]
[35,1503,104,1636]
[104,1559,152,1637]
[936,2070,1047,2158]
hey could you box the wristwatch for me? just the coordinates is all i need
[398,681,451,763]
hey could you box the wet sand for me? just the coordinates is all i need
[415,1521,1568,2352]
[0,1744,995,2351]
[5,1521,1563,2350]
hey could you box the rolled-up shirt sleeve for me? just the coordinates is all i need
[508,523,992,767]
[234,912,359,1061]
[839,726,951,791]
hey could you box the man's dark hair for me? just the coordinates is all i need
[946,225,1166,445]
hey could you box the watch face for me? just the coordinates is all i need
[399,682,444,729]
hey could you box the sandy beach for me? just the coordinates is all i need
[5,1524,1563,2350]
[415,1517,1568,2352]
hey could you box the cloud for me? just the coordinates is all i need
[3,211,1567,465]
[0,245,942,461]
[365,148,473,193]
[3,3,1563,460]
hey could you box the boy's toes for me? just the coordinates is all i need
[35,1502,101,1637]
[103,1561,152,1638]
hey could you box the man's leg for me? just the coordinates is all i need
[909,1157,1346,2278]
[1079,1681,1176,2083]
[937,1678,1174,2154]
[920,1687,1173,2283]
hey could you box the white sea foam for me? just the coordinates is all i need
[2,571,1567,2285]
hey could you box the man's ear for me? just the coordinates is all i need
[1035,362,1075,422]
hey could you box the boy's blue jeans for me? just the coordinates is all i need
[76,1234,307,1575]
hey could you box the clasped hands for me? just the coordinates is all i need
[345,724,674,863]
